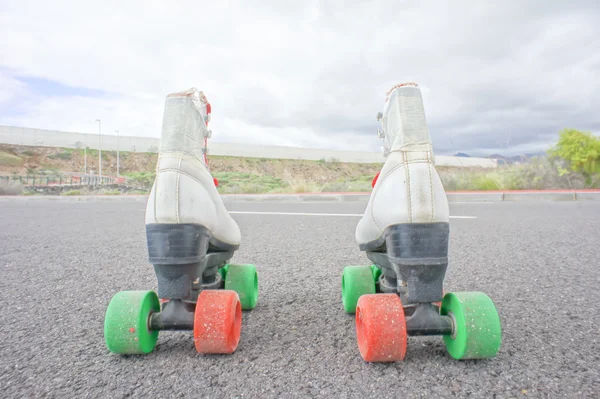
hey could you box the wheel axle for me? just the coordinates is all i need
[405,303,453,336]
[149,300,194,331]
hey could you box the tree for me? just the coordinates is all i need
[548,128,600,185]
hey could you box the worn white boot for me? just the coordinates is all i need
[355,82,450,304]
[356,82,449,248]
[144,88,241,301]
[102,89,258,357]
[145,88,240,248]
[344,87,502,362]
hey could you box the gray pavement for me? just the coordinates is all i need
[0,199,599,398]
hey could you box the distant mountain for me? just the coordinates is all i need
[524,151,547,159]
[487,152,547,165]
[454,152,470,157]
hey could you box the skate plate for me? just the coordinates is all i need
[104,249,258,355]
[344,223,501,362]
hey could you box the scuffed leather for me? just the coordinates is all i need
[145,152,241,246]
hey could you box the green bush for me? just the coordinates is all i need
[548,128,600,185]
[0,151,24,167]
[320,176,373,192]
[49,151,72,160]
[214,172,288,193]
[288,179,321,193]
[84,148,98,158]
[124,171,156,188]
[469,175,501,190]
[437,156,592,191]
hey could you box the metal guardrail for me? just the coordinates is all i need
[0,175,126,186]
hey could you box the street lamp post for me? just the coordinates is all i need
[96,119,102,180]
[84,134,87,173]
[115,130,120,177]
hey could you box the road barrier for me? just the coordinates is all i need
[0,174,125,186]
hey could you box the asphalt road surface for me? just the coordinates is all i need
[1,198,599,398]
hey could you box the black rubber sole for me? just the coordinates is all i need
[146,223,238,265]
[146,223,238,300]
[359,222,449,255]
[364,222,450,304]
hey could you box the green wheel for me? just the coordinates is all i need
[441,292,502,360]
[223,264,258,310]
[370,264,382,282]
[342,265,379,314]
[104,290,160,355]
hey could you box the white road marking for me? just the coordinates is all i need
[228,211,477,219]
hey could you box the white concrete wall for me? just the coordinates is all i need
[0,125,497,168]
[0,125,159,153]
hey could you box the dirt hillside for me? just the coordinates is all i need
[0,143,384,193]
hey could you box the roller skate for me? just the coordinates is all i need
[341,83,501,362]
[104,88,258,355]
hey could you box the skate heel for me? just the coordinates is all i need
[146,223,211,265]
[368,222,449,304]
[145,223,213,301]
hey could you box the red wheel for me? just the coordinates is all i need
[193,290,242,354]
[356,294,407,362]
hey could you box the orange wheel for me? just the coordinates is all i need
[193,290,242,354]
[356,294,407,362]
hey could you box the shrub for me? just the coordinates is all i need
[0,151,24,167]
[48,151,72,160]
[124,171,156,188]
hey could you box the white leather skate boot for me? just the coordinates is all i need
[355,82,450,304]
[144,88,241,301]
[102,89,259,357]
[344,85,502,363]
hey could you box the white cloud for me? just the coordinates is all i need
[1,0,599,156]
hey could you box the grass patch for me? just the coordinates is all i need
[21,150,35,156]
[103,189,121,195]
[80,148,109,159]
[39,164,62,174]
[437,157,596,190]
[471,175,502,190]
[0,151,24,167]
[124,171,156,188]
[48,150,72,160]
[319,175,374,192]
[214,171,288,194]
[287,179,322,193]
[62,189,81,196]
[84,148,98,158]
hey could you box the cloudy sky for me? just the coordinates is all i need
[1,0,599,156]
